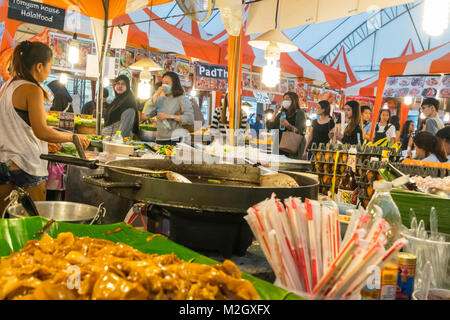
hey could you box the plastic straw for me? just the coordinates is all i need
[306,199,320,288]
[292,198,313,293]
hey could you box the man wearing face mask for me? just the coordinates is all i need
[266,91,307,158]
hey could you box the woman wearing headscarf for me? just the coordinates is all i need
[102,75,139,139]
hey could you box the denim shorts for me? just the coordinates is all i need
[0,162,47,189]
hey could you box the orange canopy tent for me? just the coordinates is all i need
[370,41,450,139]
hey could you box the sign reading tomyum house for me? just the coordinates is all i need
[194,61,228,92]
[8,0,66,30]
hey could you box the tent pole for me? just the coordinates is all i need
[96,0,110,135]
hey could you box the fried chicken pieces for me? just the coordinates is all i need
[0,232,259,300]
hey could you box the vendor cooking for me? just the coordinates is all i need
[0,41,90,214]
[143,71,194,145]
[102,75,139,139]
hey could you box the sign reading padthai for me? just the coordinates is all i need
[194,61,228,92]
[8,0,65,30]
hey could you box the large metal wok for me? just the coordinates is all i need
[41,154,318,257]
[41,155,319,213]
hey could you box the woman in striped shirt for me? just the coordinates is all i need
[211,93,248,139]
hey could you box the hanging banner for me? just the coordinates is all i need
[8,0,65,30]
[194,61,228,92]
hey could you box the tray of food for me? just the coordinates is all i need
[0,217,301,300]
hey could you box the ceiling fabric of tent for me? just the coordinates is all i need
[370,41,450,139]
[245,0,415,34]
[329,46,360,83]
[344,38,420,97]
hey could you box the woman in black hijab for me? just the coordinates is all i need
[103,75,139,138]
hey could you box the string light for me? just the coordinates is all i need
[68,34,79,65]
[103,78,110,87]
[262,56,280,88]
[59,73,68,84]
[404,96,413,105]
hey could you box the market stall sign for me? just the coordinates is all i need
[194,61,228,92]
[8,0,65,30]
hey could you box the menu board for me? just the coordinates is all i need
[176,58,191,87]
[301,83,341,105]
[58,112,75,131]
[119,48,136,68]
[383,75,442,98]
[439,74,450,98]
[49,32,94,73]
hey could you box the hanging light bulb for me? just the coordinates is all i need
[190,89,197,97]
[306,119,312,127]
[420,112,426,119]
[382,103,389,110]
[404,96,413,105]
[444,112,450,122]
[59,73,68,84]
[137,70,151,100]
[249,29,297,88]
[68,33,79,65]
[262,57,281,88]
[423,0,450,36]
[103,78,110,87]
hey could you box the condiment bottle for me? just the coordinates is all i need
[366,181,403,249]
[337,166,357,204]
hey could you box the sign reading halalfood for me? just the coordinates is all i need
[8,0,65,30]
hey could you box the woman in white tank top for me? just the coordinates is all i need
[0,41,90,214]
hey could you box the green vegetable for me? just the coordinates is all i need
[55,143,78,157]
[0,217,304,300]
[139,124,157,131]
[208,179,221,184]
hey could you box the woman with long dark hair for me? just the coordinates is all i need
[0,41,89,213]
[266,91,307,158]
[373,108,396,144]
[303,100,335,159]
[146,71,194,145]
[102,75,139,139]
[334,100,362,145]
[400,120,415,151]
[210,93,248,138]
[413,131,449,163]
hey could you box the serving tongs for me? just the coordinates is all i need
[40,154,192,183]
[386,163,419,191]
[2,187,40,218]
